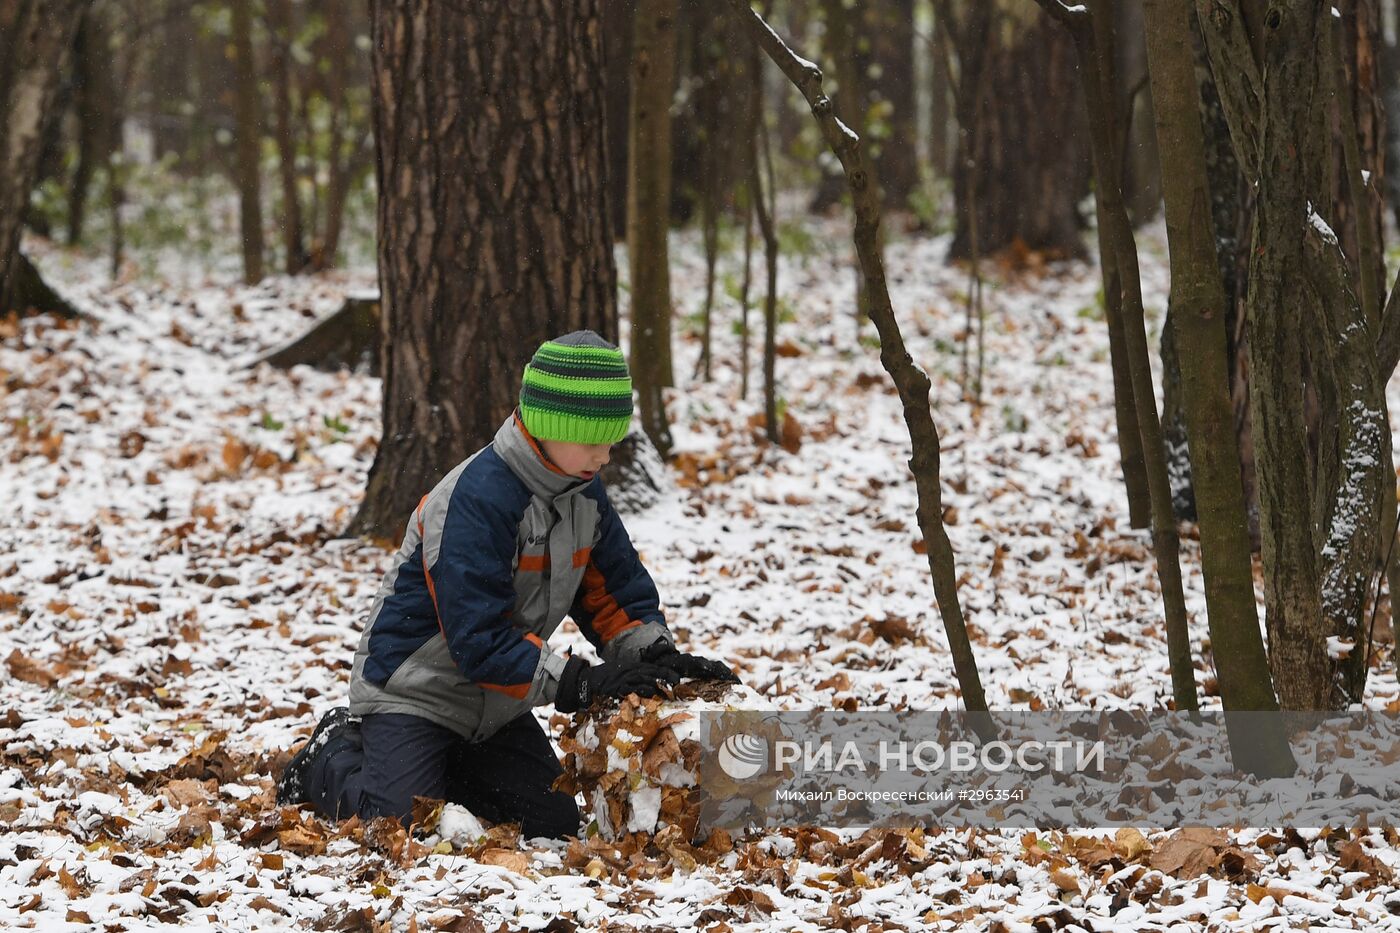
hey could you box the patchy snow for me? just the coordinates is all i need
[1,216,1399,930]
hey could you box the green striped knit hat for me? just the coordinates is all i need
[519,330,633,445]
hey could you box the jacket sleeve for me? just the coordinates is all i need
[570,482,675,665]
[420,487,569,706]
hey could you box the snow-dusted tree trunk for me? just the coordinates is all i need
[1197,0,1393,708]
[0,0,87,315]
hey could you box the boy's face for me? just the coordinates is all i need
[539,438,612,480]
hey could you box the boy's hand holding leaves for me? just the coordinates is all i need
[639,639,742,685]
[555,657,678,713]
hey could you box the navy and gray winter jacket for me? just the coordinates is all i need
[348,412,675,741]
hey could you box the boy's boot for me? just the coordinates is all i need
[276,707,353,806]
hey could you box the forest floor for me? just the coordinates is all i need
[3,217,1400,931]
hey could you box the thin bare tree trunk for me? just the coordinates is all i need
[726,0,992,733]
[1039,0,1200,712]
[1143,0,1293,773]
[267,0,308,275]
[751,118,779,445]
[627,0,677,456]
[231,0,265,284]
[312,6,359,271]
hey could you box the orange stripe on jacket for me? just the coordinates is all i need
[517,549,590,572]
[579,560,642,642]
[420,494,540,699]
[416,495,446,638]
[479,633,544,699]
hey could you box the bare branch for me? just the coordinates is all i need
[723,0,993,736]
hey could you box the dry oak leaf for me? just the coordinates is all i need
[1113,828,1152,861]
[479,848,531,875]
[1245,883,1296,905]
[1149,827,1228,879]
[161,778,213,808]
[1049,867,1080,895]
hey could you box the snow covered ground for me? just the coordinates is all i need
[2,218,1399,930]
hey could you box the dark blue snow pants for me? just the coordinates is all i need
[306,711,581,840]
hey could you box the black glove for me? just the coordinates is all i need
[639,639,741,684]
[555,656,680,713]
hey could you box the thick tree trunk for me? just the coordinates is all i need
[1198,0,1389,709]
[627,0,676,456]
[267,0,308,275]
[0,0,87,315]
[351,0,618,540]
[949,3,1089,260]
[230,0,265,284]
[254,295,381,375]
[1143,0,1292,774]
[1192,9,1259,547]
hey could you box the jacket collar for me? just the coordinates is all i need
[492,411,587,502]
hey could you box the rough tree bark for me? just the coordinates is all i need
[1327,0,1400,652]
[351,0,618,540]
[947,2,1089,261]
[627,0,676,457]
[1142,0,1293,773]
[230,0,265,284]
[1037,0,1200,713]
[725,0,992,732]
[0,0,88,316]
[1197,0,1392,708]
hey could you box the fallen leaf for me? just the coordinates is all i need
[479,848,530,875]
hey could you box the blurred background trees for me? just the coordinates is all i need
[6,0,1400,712]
